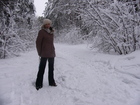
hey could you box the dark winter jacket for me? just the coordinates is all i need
[36,29,55,58]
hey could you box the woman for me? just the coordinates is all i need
[35,19,57,90]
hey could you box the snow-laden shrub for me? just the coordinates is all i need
[55,27,83,44]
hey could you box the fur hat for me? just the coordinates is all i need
[43,19,52,25]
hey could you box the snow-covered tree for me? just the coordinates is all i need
[79,0,140,54]
[0,0,36,58]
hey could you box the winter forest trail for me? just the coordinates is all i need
[0,44,140,105]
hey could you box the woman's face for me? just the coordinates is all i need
[45,23,51,29]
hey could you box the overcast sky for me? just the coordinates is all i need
[34,0,48,16]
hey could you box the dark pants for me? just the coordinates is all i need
[36,57,55,87]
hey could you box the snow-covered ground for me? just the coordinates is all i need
[0,43,140,105]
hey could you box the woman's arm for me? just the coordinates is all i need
[36,30,43,56]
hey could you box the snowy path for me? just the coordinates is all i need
[0,44,140,105]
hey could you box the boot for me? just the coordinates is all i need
[36,85,43,90]
[49,83,57,87]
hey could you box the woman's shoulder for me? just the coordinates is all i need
[39,29,44,32]
[38,29,46,34]
[38,29,46,37]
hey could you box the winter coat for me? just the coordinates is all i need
[36,29,55,58]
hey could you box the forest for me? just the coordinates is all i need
[0,0,140,58]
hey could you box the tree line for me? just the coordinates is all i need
[0,0,140,58]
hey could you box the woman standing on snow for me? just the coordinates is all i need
[35,19,57,90]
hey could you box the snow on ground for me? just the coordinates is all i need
[0,43,140,105]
